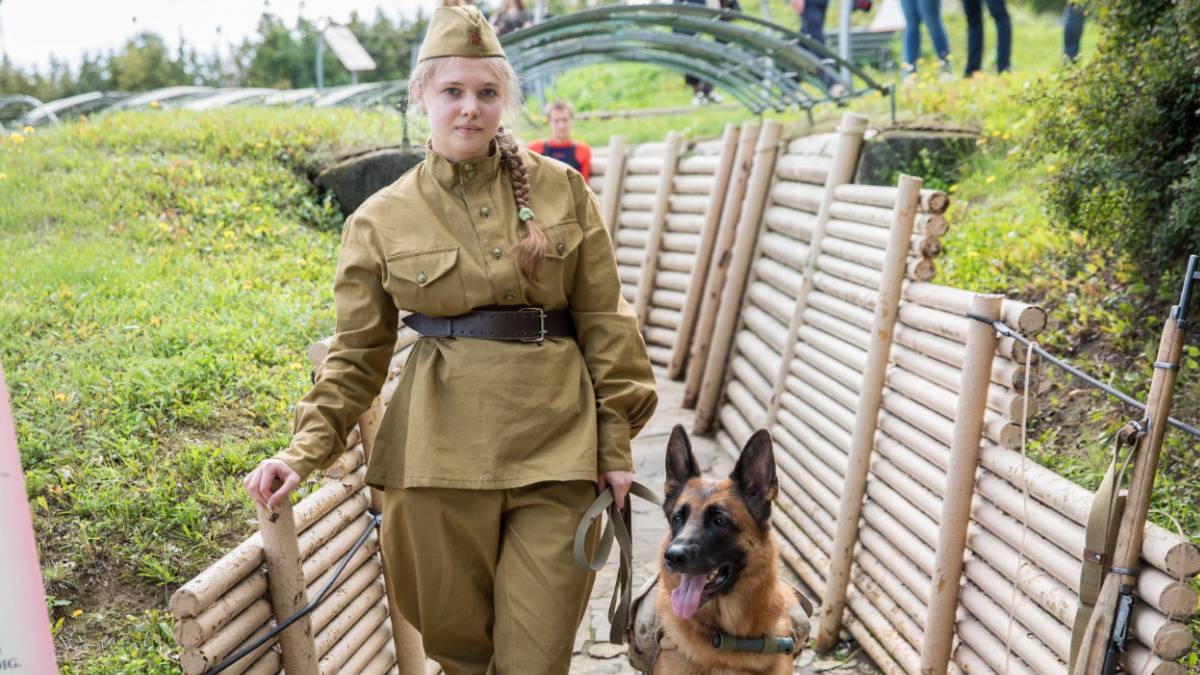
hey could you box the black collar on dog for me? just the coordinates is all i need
[712,631,796,655]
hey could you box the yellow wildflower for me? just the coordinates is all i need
[986,175,996,184]
[72,609,83,618]
[23,126,34,134]
[150,100,160,109]
[9,132,24,143]
[0,173,7,181]
[1046,164,1058,174]
[250,205,262,213]
[54,392,68,402]
[149,316,161,327]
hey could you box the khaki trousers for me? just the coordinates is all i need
[381,480,600,675]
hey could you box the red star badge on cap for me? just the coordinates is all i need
[469,28,482,45]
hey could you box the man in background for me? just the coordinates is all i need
[527,100,591,182]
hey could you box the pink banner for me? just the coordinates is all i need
[0,362,58,673]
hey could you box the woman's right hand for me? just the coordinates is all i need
[243,458,301,512]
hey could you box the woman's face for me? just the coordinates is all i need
[422,58,504,163]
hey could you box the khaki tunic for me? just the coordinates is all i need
[275,143,658,490]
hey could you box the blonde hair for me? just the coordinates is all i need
[409,56,550,280]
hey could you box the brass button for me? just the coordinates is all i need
[463,162,474,171]
[556,242,566,255]
[416,272,427,284]
[480,206,490,217]
[505,290,515,301]
[492,248,502,259]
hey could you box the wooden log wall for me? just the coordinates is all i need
[702,116,1197,673]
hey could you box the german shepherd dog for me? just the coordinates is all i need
[649,425,810,674]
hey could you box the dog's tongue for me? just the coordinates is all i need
[671,573,705,619]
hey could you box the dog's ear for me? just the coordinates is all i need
[730,429,778,528]
[663,424,699,509]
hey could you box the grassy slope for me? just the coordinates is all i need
[0,109,401,671]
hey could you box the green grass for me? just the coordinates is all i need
[0,108,402,670]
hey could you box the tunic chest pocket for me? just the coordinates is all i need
[544,219,583,260]
[383,246,469,316]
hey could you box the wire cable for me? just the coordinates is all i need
[965,313,1200,441]
[203,511,382,675]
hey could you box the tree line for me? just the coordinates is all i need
[0,9,431,103]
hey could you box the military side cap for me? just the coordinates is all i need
[417,6,507,62]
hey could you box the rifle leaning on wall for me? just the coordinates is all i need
[1072,254,1199,675]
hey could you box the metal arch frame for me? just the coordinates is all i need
[512,28,819,108]
[0,95,58,130]
[517,42,791,112]
[501,3,892,112]
[507,14,840,95]
[515,34,808,107]
[18,92,131,127]
[508,2,885,90]
[521,50,774,112]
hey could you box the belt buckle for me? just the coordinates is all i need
[519,307,547,343]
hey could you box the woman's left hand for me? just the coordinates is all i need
[598,470,634,511]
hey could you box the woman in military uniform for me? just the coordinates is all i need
[243,6,658,674]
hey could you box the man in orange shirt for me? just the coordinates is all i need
[527,100,591,182]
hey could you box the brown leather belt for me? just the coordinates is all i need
[402,307,574,343]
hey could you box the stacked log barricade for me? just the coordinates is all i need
[169,323,424,675]
[171,113,1197,674]
[664,114,1198,674]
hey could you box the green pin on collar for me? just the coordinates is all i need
[518,207,535,221]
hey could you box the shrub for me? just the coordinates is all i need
[1025,0,1200,276]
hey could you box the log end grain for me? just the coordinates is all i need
[170,588,204,620]
[1151,619,1193,661]
[1156,579,1199,620]
[923,214,949,237]
[907,257,937,283]
[1163,541,1200,580]
[995,422,1022,450]
[1016,305,1048,335]
[925,192,950,215]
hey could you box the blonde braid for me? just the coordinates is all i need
[495,126,549,282]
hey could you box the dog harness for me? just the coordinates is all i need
[712,630,798,654]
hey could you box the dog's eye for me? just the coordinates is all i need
[713,515,730,527]
[671,512,684,526]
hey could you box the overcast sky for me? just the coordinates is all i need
[0,0,443,71]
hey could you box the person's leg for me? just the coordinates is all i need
[1063,3,1085,60]
[899,0,922,70]
[382,487,503,675]
[492,480,600,675]
[961,0,984,75]
[802,2,828,44]
[986,0,1011,72]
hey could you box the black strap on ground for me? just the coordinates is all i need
[203,511,383,675]
[964,313,1200,441]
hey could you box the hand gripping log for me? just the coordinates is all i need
[1073,254,1199,675]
